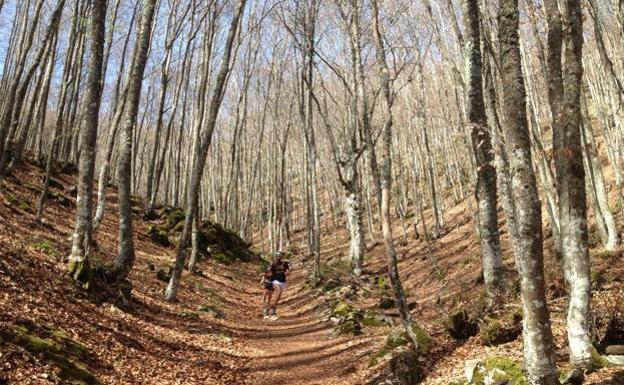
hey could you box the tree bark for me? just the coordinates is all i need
[498,1,559,383]
[464,0,505,301]
[372,0,426,349]
[68,0,106,285]
[107,0,157,282]
[553,0,593,369]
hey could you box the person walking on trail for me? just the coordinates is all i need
[260,262,274,317]
[263,251,289,320]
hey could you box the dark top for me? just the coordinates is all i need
[269,261,289,283]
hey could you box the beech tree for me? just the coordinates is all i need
[464,0,505,301]
[107,0,158,282]
[68,0,107,284]
[165,0,247,301]
[498,0,559,383]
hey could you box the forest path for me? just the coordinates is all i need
[223,262,372,385]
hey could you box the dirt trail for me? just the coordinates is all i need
[224,265,373,385]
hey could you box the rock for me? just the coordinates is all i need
[331,301,364,335]
[606,345,624,355]
[479,311,522,346]
[445,309,478,340]
[143,209,160,221]
[2,321,97,384]
[371,275,389,290]
[465,356,527,385]
[464,359,480,383]
[559,368,584,385]
[606,355,624,365]
[53,192,72,207]
[147,225,170,247]
[389,350,422,385]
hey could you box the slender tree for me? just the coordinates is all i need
[67,0,107,284]
[548,0,594,369]
[464,0,505,301]
[498,0,559,383]
[106,0,158,282]
[165,0,247,301]
[372,0,425,349]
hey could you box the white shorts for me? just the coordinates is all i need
[272,280,286,290]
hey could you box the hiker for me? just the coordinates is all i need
[264,251,289,319]
[260,261,274,316]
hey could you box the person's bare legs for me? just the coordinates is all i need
[263,289,273,311]
[269,283,283,315]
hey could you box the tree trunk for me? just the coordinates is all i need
[464,0,505,301]
[372,0,427,350]
[498,1,559,383]
[165,0,246,301]
[107,0,157,282]
[68,0,106,285]
[552,0,593,369]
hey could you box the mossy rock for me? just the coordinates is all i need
[332,302,352,317]
[164,210,184,231]
[407,322,431,353]
[389,350,422,385]
[591,269,607,290]
[479,310,522,347]
[331,301,364,335]
[336,319,362,335]
[445,309,478,340]
[2,320,98,385]
[559,368,584,385]
[172,219,185,233]
[147,225,170,247]
[468,356,528,385]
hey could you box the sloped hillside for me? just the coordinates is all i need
[1,157,624,385]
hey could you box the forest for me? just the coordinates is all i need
[1,0,624,384]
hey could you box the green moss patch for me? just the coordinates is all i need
[330,301,364,335]
[2,320,98,384]
[468,356,527,385]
